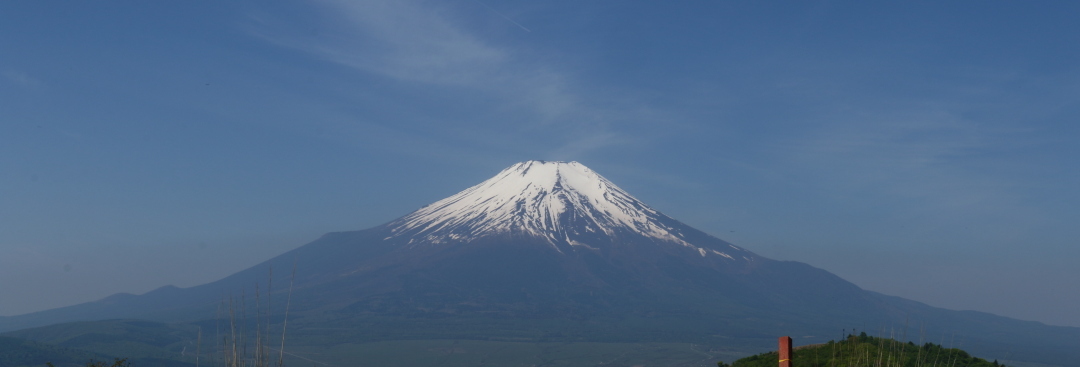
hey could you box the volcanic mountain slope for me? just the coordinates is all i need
[222,161,874,323]
[2,161,1079,366]
[206,161,871,324]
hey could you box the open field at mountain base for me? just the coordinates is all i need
[279,339,751,367]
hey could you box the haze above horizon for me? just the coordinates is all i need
[2,1,1078,327]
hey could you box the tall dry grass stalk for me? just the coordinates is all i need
[210,265,295,367]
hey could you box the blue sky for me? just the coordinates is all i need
[2,1,1079,327]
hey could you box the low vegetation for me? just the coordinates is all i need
[0,336,107,367]
[46,358,129,367]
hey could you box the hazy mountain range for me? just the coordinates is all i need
[2,161,1076,366]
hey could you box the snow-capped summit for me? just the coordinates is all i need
[387,161,751,259]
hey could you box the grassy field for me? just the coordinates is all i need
[3,317,773,367]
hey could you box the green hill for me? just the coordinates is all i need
[728,333,1003,367]
[1,321,196,367]
[0,336,110,367]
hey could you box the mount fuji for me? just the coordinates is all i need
[3,161,1078,366]
[387,161,753,260]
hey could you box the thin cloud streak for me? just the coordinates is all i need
[247,0,571,118]
[244,0,646,159]
[472,0,532,33]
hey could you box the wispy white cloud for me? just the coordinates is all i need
[238,0,699,169]
[306,1,508,85]
[247,0,576,120]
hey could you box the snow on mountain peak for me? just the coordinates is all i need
[386,161,737,258]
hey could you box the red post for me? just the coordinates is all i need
[779,336,793,367]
